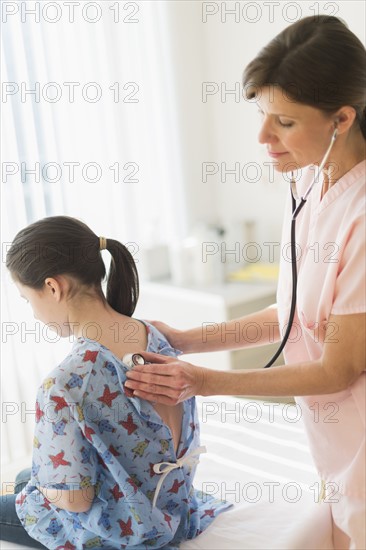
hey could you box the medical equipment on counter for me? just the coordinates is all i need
[263,124,339,368]
[169,225,226,286]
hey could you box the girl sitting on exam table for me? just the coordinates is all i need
[0,215,231,549]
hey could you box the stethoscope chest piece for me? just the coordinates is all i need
[122,353,147,369]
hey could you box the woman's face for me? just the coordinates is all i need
[257,86,337,172]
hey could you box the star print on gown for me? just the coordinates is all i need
[119,412,138,435]
[97,384,120,407]
[16,321,232,549]
[49,451,71,469]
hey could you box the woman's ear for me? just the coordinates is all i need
[333,107,357,134]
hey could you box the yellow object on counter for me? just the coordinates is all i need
[227,263,279,282]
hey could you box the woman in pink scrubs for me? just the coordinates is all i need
[124,15,366,549]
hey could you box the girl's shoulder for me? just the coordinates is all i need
[141,320,183,357]
[37,338,106,401]
[37,322,182,400]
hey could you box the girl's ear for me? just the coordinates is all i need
[44,277,62,300]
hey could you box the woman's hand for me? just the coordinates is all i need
[124,351,207,405]
[145,320,188,352]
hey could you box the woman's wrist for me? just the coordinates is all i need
[175,328,201,354]
[199,367,241,397]
[172,329,190,353]
[198,365,221,397]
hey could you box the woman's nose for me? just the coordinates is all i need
[258,118,276,145]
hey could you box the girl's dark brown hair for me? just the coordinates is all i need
[242,15,366,138]
[6,216,139,317]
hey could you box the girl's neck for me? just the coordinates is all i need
[67,298,130,340]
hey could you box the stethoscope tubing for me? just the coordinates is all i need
[263,194,305,368]
[263,127,338,368]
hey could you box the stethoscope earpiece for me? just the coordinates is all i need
[332,118,340,140]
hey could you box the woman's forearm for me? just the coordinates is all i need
[203,359,347,397]
[179,305,280,354]
[126,312,364,405]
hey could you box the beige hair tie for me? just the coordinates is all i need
[99,237,107,251]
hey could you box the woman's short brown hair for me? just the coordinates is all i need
[242,15,366,138]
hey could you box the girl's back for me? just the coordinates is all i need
[93,316,183,454]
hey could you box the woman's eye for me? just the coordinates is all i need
[278,119,293,128]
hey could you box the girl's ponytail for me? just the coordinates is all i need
[104,239,139,317]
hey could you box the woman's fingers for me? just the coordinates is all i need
[126,361,179,380]
[129,379,182,400]
[125,367,185,405]
[124,355,207,404]
[145,320,175,335]
[125,363,188,399]
[143,322,183,351]
[133,351,174,364]
[132,389,181,406]
[126,367,179,387]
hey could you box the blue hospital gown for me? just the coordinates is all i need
[16,321,232,549]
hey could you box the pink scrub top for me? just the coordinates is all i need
[276,159,366,498]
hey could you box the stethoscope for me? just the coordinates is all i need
[263,123,339,368]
